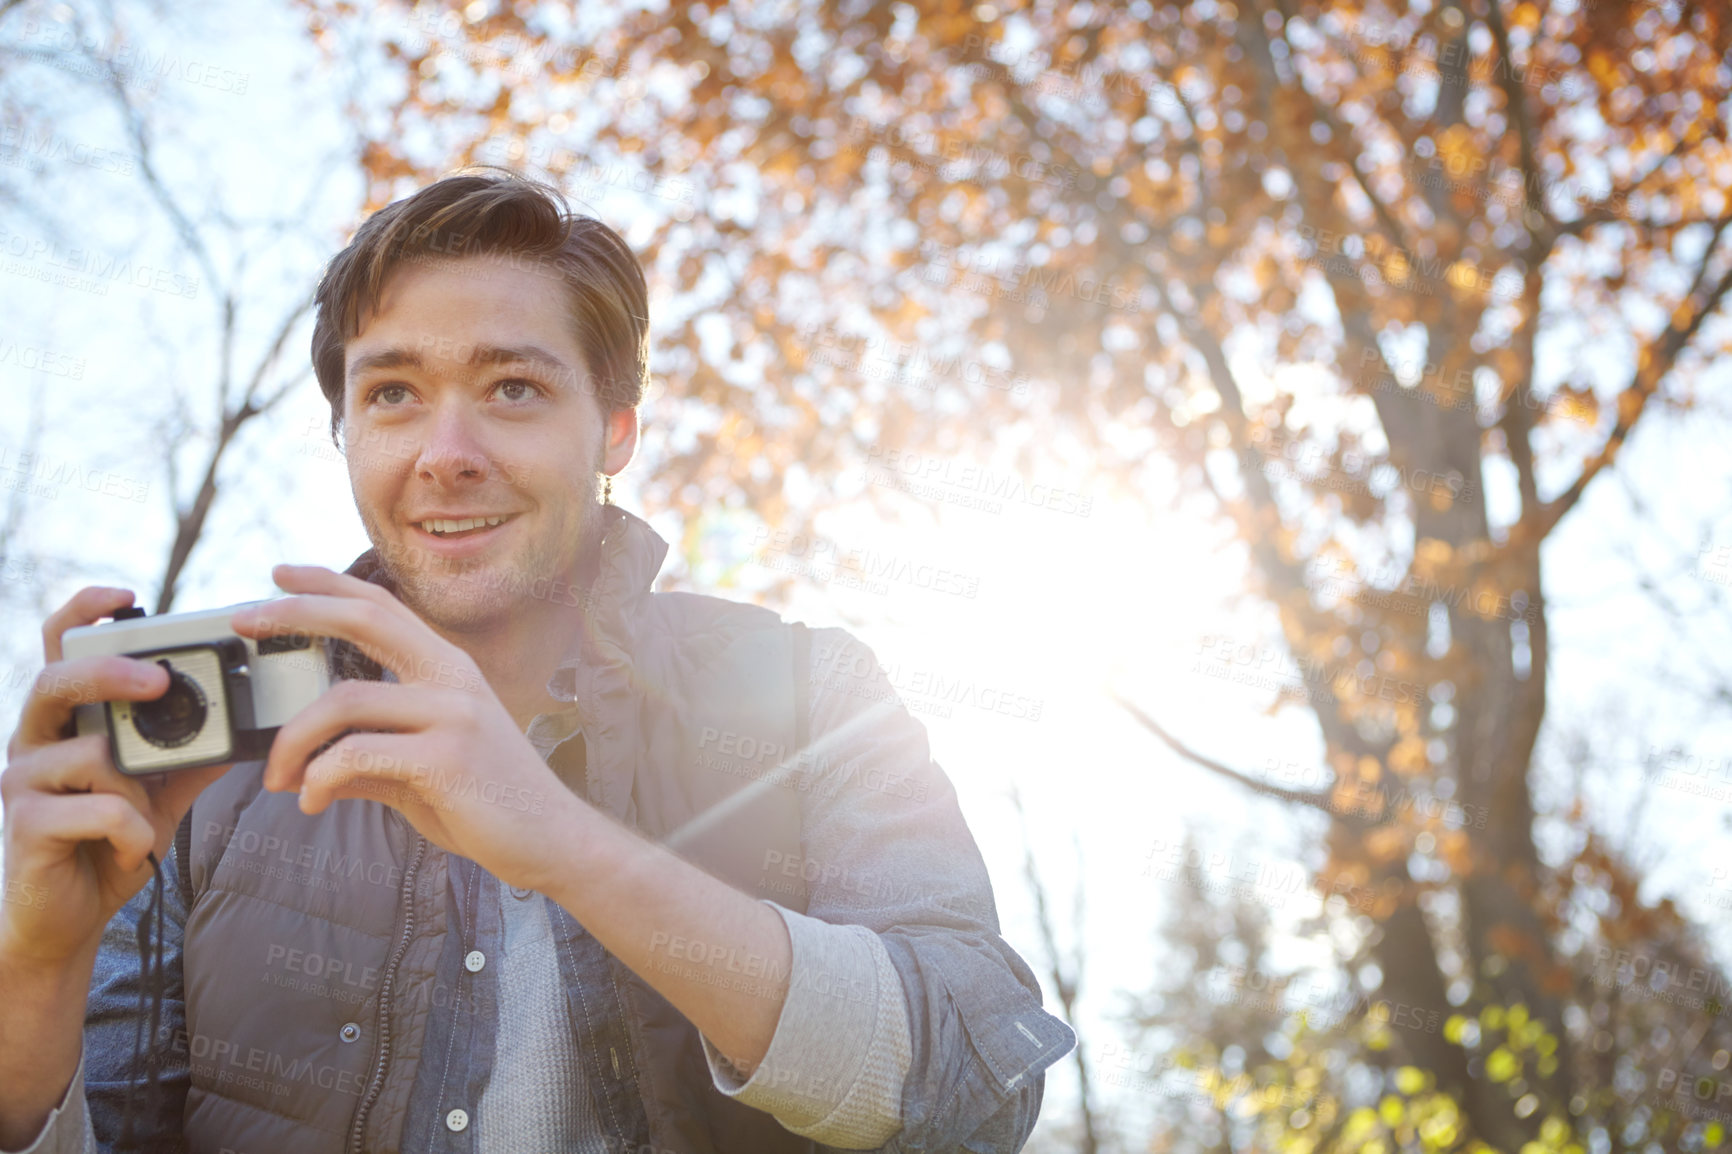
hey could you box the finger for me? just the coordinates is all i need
[131,760,237,863]
[11,791,159,874]
[267,563,406,612]
[145,760,236,832]
[12,655,170,751]
[231,591,474,691]
[42,587,139,664]
[266,564,438,639]
[1,735,153,814]
[299,731,444,816]
[262,680,445,793]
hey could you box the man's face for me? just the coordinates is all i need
[341,254,637,633]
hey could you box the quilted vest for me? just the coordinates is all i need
[171,505,821,1153]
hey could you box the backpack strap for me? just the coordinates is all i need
[173,809,195,909]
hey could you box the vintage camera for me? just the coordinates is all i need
[61,601,341,775]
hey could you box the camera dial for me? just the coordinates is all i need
[132,658,209,748]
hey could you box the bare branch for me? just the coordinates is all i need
[1498,269,1543,516]
[1114,692,1340,814]
[252,365,314,418]
[1484,0,1547,233]
[239,295,316,408]
[0,382,46,580]
[1290,71,1419,258]
[100,55,223,300]
[1548,121,1724,243]
[1008,783,1101,1154]
[1554,210,1725,241]
[1522,209,1732,542]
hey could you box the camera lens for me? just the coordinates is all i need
[132,659,208,749]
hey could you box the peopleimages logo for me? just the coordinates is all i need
[0,125,134,176]
[748,525,981,599]
[0,228,199,298]
[15,16,249,94]
[845,113,1087,189]
[0,445,150,503]
[797,322,1031,395]
[166,1030,362,1098]
[1192,635,1430,709]
[860,446,1091,517]
[919,240,1145,313]
[1246,424,1476,503]
[957,36,1160,108]
[0,338,86,379]
[3,876,49,911]
[201,823,405,890]
[811,641,1044,723]
[1305,556,1537,625]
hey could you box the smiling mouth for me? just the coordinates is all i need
[413,515,515,539]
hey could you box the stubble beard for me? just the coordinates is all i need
[361,492,602,633]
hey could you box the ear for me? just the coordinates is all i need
[601,407,639,476]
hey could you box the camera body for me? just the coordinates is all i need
[62,601,336,775]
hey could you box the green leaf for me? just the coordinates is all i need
[1486,1047,1519,1083]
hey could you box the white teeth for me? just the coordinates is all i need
[419,516,509,536]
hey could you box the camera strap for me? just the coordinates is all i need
[117,850,168,1152]
[173,812,195,910]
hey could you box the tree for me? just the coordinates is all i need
[0,0,345,624]
[294,0,1732,1148]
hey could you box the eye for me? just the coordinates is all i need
[365,382,413,406]
[493,378,543,402]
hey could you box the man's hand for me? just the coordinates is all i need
[1,586,232,967]
[0,586,233,1150]
[229,564,578,895]
[235,564,796,1074]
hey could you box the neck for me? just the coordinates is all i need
[355,515,610,732]
[452,539,604,730]
[444,603,583,731]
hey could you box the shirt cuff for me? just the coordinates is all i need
[0,1049,95,1154]
[700,902,912,1150]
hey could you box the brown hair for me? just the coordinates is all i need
[309,167,649,443]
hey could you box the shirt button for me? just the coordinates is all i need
[509,885,533,900]
[445,1108,469,1132]
[339,1022,360,1043]
[465,949,486,973]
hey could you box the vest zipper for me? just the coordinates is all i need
[347,834,428,1154]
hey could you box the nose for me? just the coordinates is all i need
[413,397,492,486]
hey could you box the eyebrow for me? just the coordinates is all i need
[347,343,573,384]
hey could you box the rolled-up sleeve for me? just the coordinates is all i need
[0,1053,97,1154]
[791,627,1076,1153]
[700,902,911,1149]
[2,841,191,1154]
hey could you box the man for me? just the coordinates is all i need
[0,171,1073,1153]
